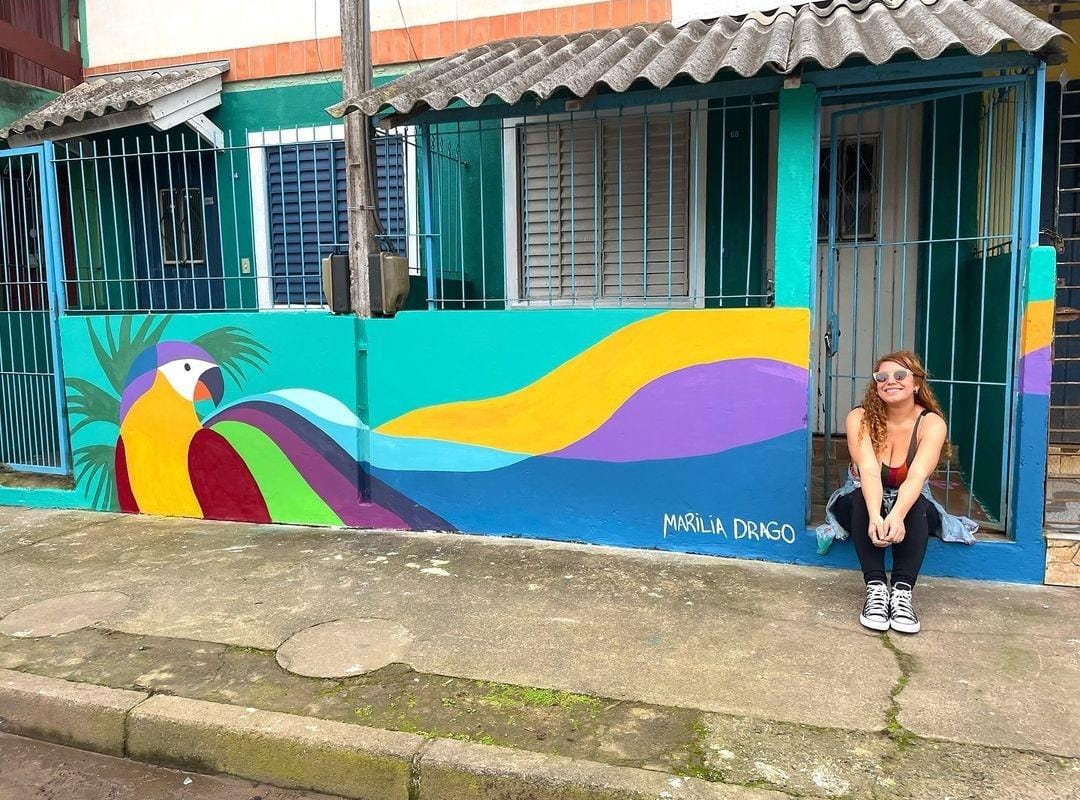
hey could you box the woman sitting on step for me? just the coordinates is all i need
[830,351,958,635]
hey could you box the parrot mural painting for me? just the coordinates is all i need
[67,318,447,530]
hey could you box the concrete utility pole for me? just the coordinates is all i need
[340,0,375,316]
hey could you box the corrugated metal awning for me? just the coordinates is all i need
[2,61,228,146]
[332,0,1067,119]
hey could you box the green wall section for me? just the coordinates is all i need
[0,78,56,131]
[416,123,505,308]
[917,94,1013,519]
[772,85,818,310]
[214,80,346,132]
[704,101,771,307]
[362,308,660,426]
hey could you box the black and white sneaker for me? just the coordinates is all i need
[859,581,890,631]
[889,582,920,634]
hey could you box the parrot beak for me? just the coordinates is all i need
[194,366,224,405]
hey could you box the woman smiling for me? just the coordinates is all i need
[830,351,952,634]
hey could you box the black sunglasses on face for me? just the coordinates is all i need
[873,369,910,383]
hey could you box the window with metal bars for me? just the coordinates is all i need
[514,110,693,305]
[818,139,879,242]
[158,187,206,265]
[262,133,409,305]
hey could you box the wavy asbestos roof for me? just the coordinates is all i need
[332,0,1067,118]
[1,62,228,141]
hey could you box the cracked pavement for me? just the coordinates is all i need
[0,506,1077,798]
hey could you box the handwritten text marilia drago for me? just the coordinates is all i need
[662,513,797,544]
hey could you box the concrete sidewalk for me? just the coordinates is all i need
[0,507,1077,799]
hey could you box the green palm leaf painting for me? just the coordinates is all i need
[66,318,269,510]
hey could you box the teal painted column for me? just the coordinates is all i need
[772,84,818,310]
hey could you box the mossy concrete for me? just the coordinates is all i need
[127,695,421,800]
[0,668,146,757]
[418,738,787,800]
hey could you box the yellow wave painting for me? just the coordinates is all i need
[375,308,810,454]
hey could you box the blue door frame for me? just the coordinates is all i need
[0,142,70,476]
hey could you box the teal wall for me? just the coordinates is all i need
[417,122,505,308]
[917,94,1013,519]
[704,101,772,307]
[773,85,818,310]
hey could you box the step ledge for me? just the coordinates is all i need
[0,669,785,800]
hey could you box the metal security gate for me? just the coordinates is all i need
[1050,78,1080,449]
[0,144,68,475]
[818,79,1032,530]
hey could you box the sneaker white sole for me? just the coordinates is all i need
[859,614,890,632]
[890,618,920,634]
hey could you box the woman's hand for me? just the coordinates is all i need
[882,513,906,544]
[868,515,888,547]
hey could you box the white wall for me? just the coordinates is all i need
[87,0,599,66]
[671,0,811,25]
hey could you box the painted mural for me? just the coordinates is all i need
[64,314,446,529]
[61,308,812,558]
[365,308,812,556]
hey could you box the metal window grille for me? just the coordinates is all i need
[818,139,879,241]
[518,112,691,303]
[50,125,412,313]
[415,94,776,310]
[159,187,206,264]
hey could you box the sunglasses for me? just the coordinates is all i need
[872,369,910,383]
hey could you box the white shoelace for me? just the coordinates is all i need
[863,582,889,619]
[890,585,918,623]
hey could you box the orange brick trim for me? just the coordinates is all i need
[83,0,671,80]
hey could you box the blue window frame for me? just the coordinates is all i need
[265,134,407,305]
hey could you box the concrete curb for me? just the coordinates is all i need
[0,669,787,800]
[419,737,786,800]
[0,668,147,757]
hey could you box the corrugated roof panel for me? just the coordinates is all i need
[1,62,228,140]
[332,0,1066,118]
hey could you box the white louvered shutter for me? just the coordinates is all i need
[519,111,690,303]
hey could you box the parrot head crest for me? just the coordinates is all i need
[119,341,225,422]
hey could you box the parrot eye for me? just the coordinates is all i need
[183,363,191,372]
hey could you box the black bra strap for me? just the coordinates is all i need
[906,409,931,466]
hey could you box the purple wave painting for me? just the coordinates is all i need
[549,358,807,463]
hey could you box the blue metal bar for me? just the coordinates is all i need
[617,108,624,304]
[827,78,1028,118]
[719,98,727,306]
[642,111,648,303]
[118,138,141,310]
[745,95,755,308]
[943,94,966,512]
[400,75,786,127]
[39,142,71,473]
[822,110,841,495]
[968,88,997,520]
[421,127,438,308]
[806,52,1038,90]
[1002,73,1040,532]
[456,123,465,309]
[478,121,488,307]
[667,104,674,300]
[89,139,111,311]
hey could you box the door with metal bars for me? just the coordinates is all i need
[0,145,68,476]
[816,82,1028,532]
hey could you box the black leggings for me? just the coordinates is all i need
[833,492,937,586]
